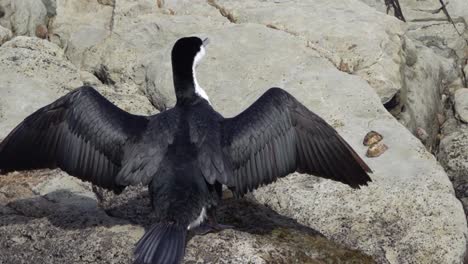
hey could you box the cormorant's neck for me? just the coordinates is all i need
[172,48,210,106]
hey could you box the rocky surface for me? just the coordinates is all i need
[439,87,468,220]
[0,24,11,45]
[0,171,375,264]
[0,0,49,37]
[362,0,468,150]
[0,0,467,264]
[455,88,468,123]
[211,0,405,105]
[0,36,81,138]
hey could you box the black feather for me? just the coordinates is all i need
[134,223,186,264]
[222,88,372,196]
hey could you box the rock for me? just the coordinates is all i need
[361,0,468,63]
[0,24,11,45]
[209,0,405,104]
[0,36,82,138]
[148,23,466,263]
[454,88,468,123]
[41,0,57,18]
[0,36,155,140]
[33,172,99,212]
[48,0,226,112]
[79,70,102,86]
[398,37,459,148]
[360,0,468,24]
[49,0,113,64]
[97,0,115,6]
[0,0,48,37]
[185,199,375,263]
[0,1,467,263]
[438,126,468,215]
[415,127,429,143]
[0,171,375,263]
[35,24,48,39]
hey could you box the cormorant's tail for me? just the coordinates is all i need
[134,223,187,264]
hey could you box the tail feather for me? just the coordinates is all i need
[134,223,187,264]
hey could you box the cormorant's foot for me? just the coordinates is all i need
[191,223,234,235]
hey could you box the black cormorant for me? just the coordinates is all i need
[0,36,372,264]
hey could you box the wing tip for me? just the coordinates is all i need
[348,169,372,189]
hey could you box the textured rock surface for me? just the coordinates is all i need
[399,37,458,149]
[439,87,468,219]
[0,24,11,45]
[0,0,467,263]
[0,0,48,37]
[361,0,468,149]
[0,36,155,139]
[454,88,468,123]
[210,0,405,104]
[0,36,81,139]
[0,171,375,264]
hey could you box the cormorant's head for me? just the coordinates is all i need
[172,37,209,71]
[171,36,210,105]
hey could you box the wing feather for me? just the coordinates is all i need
[0,86,149,192]
[222,87,372,196]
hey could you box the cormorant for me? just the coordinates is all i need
[0,36,372,264]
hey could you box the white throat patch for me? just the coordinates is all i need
[193,46,211,104]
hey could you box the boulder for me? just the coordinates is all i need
[0,0,48,37]
[209,0,406,104]
[48,0,227,111]
[438,125,468,217]
[0,36,155,141]
[0,36,81,139]
[49,0,113,66]
[399,37,459,148]
[454,88,468,123]
[0,24,11,45]
[0,171,375,263]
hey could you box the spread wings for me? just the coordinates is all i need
[221,88,372,196]
[0,86,149,192]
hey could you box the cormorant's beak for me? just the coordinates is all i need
[202,38,210,47]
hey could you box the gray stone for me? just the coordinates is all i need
[465,64,468,84]
[97,0,115,6]
[49,0,113,58]
[0,24,11,45]
[438,126,468,216]
[0,171,375,263]
[454,88,468,123]
[41,0,57,17]
[33,172,99,212]
[398,37,459,148]
[0,36,82,139]
[210,0,405,104]
[0,0,48,36]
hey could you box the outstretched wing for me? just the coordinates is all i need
[221,88,371,196]
[0,86,149,192]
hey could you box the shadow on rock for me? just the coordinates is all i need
[1,186,375,263]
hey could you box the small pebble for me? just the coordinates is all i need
[35,25,48,40]
[415,127,429,142]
